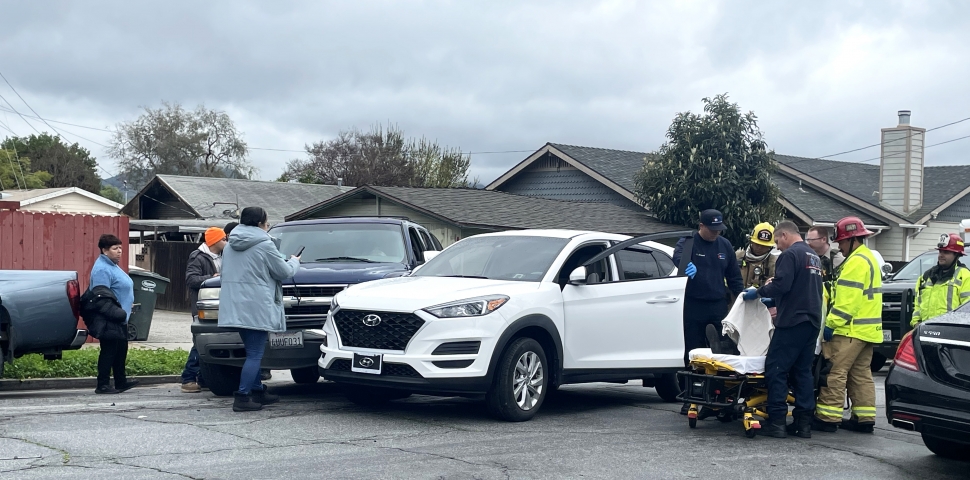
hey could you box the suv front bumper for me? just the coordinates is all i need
[318,309,507,394]
[191,319,327,369]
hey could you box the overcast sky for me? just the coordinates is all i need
[0,1,968,185]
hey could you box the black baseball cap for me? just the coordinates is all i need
[700,209,727,231]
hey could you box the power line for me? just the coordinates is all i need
[0,105,113,131]
[789,133,970,176]
[0,91,42,135]
[0,69,70,141]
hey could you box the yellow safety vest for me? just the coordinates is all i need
[826,245,883,344]
[912,265,970,326]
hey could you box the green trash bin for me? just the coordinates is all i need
[127,270,171,341]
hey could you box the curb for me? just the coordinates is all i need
[0,375,180,392]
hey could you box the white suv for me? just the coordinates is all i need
[317,229,690,421]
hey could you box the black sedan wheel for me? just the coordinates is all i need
[922,433,970,460]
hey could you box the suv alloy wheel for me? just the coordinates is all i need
[486,337,548,422]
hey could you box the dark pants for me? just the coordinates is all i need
[97,338,128,388]
[765,321,819,423]
[683,298,729,366]
[181,317,204,384]
[238,329,268,394]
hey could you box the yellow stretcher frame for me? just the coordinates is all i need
[678,356,795,438]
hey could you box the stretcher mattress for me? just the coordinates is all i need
[688,348,766,374]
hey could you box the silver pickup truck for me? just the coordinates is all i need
[0,270,88,377]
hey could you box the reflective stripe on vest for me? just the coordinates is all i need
[839,252,880,300]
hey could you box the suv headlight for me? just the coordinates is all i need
[198,287,221,300]
[424,295,509,318]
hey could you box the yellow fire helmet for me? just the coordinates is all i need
[750,222,775,247]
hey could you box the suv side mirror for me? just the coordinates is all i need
[569,266,588,285]
[882,263,893,277]
[423,251,440,262]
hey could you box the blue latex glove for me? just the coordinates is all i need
[760,297,775,308]
[684,262,697,279]
[823,327,835,342]
[742,287,759,301]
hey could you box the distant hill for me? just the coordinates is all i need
[100,174,141,202]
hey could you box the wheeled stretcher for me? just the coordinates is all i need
[676,348,796,437]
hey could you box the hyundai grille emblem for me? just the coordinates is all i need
[362,314,382,327]
[359,357,375,367]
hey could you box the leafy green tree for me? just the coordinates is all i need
[280,123,473,188]
[108,102,253,187]
[634,94,781,246]
[99,184,125,204]
[0,150,52,190]
[2,134,101,193]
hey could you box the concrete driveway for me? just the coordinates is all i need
[0,371,964,480]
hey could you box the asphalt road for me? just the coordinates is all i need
[1,371,965,480]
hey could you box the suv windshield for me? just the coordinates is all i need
[270,223,407,264]
[414,235,570,282]
[891,250,969,282]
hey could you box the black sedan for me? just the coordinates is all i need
[886,302,970,459]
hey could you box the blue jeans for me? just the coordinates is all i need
[180,346,202,384]
[238,329,268,394]
[765,320,819,423]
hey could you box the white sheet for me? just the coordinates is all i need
[721,294,774,357]
[688,348,766,374]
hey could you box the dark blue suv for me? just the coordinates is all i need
[191,217,442,396]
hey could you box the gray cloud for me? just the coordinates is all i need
[0,0,968,184]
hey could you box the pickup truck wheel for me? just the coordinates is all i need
[870,353,888,372]
[343,385,411,406]
[654,373,682,403]
[290,366,320,384]
[921,433,970,459]
[199,360,241,397]
[485,338,547,422]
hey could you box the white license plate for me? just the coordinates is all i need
[352,353,383,375]
[883,330,893,342]
[269,331,304,349]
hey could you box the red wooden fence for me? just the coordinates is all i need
[1,210,129,342]
[0,210,129,291]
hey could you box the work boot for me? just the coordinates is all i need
[232,392,263,412]
[95,385,120,394]
[812,417,838,433]
[786,413,812,438]
[116,380,140,392]
[251,387,280,405]
[841,419,875,433]
[181,382,202,393]
[260,369,273,381]
[763,420,788,439]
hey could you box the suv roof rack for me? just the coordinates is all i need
[314,215,411,221]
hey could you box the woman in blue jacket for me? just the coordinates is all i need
[218,207,300,412]
[89,234,137,394]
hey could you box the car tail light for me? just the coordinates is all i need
[894,331,919,372]
[67,280,81,320]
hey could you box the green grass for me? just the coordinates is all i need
[2,348,188,380]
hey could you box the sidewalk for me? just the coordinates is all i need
[80,309,194,351]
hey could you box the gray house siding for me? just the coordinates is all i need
[496,165,643,210]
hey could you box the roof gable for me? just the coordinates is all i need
[122,175,353,223]
[0,187,123,209]
[288,185,680,235]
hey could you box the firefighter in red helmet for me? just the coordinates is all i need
[814,217,883,434]
[912,233,970,326]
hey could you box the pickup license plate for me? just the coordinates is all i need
[269,331,304,349]
[352,353,382,375]
[883,330,893,342]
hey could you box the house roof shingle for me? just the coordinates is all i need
[147,175,353,224]
[548,143,651,193]
[771,174,884,226]
[774,154,970,222]
[289,185,681,235]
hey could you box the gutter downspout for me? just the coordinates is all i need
[900,224,925,262]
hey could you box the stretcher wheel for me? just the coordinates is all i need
[745,427,757,438]
[689,417,697,429]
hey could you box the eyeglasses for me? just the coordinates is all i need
[805,237,825,242]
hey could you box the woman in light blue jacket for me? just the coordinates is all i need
[218,206,300,412]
